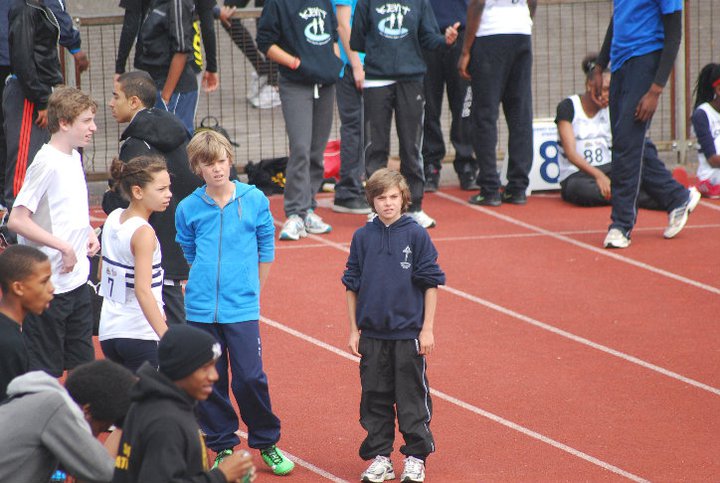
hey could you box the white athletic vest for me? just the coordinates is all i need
[695,102,720,183]
[476,0,533,37]
[98,209,164,342]
[558,95,612,182]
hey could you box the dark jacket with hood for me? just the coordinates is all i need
[8,0,64,109]
[102,108,202,280]
[112,362,225,483]
[350,0,446,82]
[256,0,343,85]
[342,214,445,340]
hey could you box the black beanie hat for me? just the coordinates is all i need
[158,325,220,381]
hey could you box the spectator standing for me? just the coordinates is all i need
[350,0,459,229]
[223,0,282,109]
[343,169,445,483]
[592,0,700,248]
[175,131,294,475]
[7,87,99,377]
[423,0,478,192]
[99,156,172,373]
[0,245,54,401]
[135,0,198,135]
[257,0,343,241]
[331,0,371,215]
[106,70,203,326]
[458,0,537,207]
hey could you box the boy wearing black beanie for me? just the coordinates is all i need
[113,325,256,483]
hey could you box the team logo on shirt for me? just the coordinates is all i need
[376,3,410,39]
[300,7,332,45]
[401,245,412,269]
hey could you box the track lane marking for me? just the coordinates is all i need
[260,315,649,482]
[435,191,720,295]
[280,224,720,397]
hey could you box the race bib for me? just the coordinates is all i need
[576,138,611,167]
[100,263,127,304]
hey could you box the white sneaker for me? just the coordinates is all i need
[361,455,395,483]
[304,210,332,234]
[400,456,425,483]
[664,186,701,239]
[367,212,377,223]
[279,215,307,241]
[407,210,436,229]
[603,228,630,249]
[250,84,281,109]
[247,72,264,101]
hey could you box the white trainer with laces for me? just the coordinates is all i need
[304,210,332,234]
[361,455,395,483]
[400,456,425,483]
[279,215,307,241]
[664,186,701,239]
[603,228,630,249]
[407,210,436,229]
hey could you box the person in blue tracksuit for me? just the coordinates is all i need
[174,130,294,476]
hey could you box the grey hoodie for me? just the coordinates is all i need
[0,371,114,483]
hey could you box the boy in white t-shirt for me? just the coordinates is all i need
[7,86,99,377]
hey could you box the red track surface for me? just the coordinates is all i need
[92,186,720,482]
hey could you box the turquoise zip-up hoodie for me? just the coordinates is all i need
[175,180,275,323]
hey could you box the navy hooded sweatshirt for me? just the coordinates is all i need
[256,0,343,85]
[350,0,446,82]
[342,214,445,340]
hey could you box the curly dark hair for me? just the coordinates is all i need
[65,360,137,427]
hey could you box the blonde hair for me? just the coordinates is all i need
[186,130,233,176]
[47,86,97,134]
[365,168,411,214]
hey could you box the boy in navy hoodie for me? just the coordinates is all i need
[351,0,458,229]
[343,168,445,483]
[175,130,294,476]
[256,0,343,241]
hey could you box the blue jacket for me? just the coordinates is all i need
[342,214,445,340]
[175,180,275,323]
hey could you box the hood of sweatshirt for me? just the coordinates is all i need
[6,371,86,426]
[191,179,255,208]
[369,213,417,254]
[121,108,190,153]
[131,363,196,410]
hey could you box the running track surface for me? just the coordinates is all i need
[90,185,720,482]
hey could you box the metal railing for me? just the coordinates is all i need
[69,1,718,178]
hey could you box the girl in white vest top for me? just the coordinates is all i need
[99,156,171,372]
[691,63,720,199]
[555,54,661,209]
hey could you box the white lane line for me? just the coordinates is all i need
[441,284,720,397]
[296,230,720,397]
[699,200,720,211]
[236,430,348,482]
[260,316,649,483]
[435,191,720,295]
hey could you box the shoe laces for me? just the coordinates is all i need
[367,455,391,473]
[403,456,424,475]
[305,211,326,228]
[261,446,284,465]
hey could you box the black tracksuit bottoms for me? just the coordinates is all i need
[363,81,426,212]
[469,34,533,196]
[358,337,434,461]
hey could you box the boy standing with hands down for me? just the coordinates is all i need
[175,131,294,476]
[343,169,445,483]
[8,87,99,377]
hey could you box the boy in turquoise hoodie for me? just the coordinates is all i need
[175,130,294,476]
